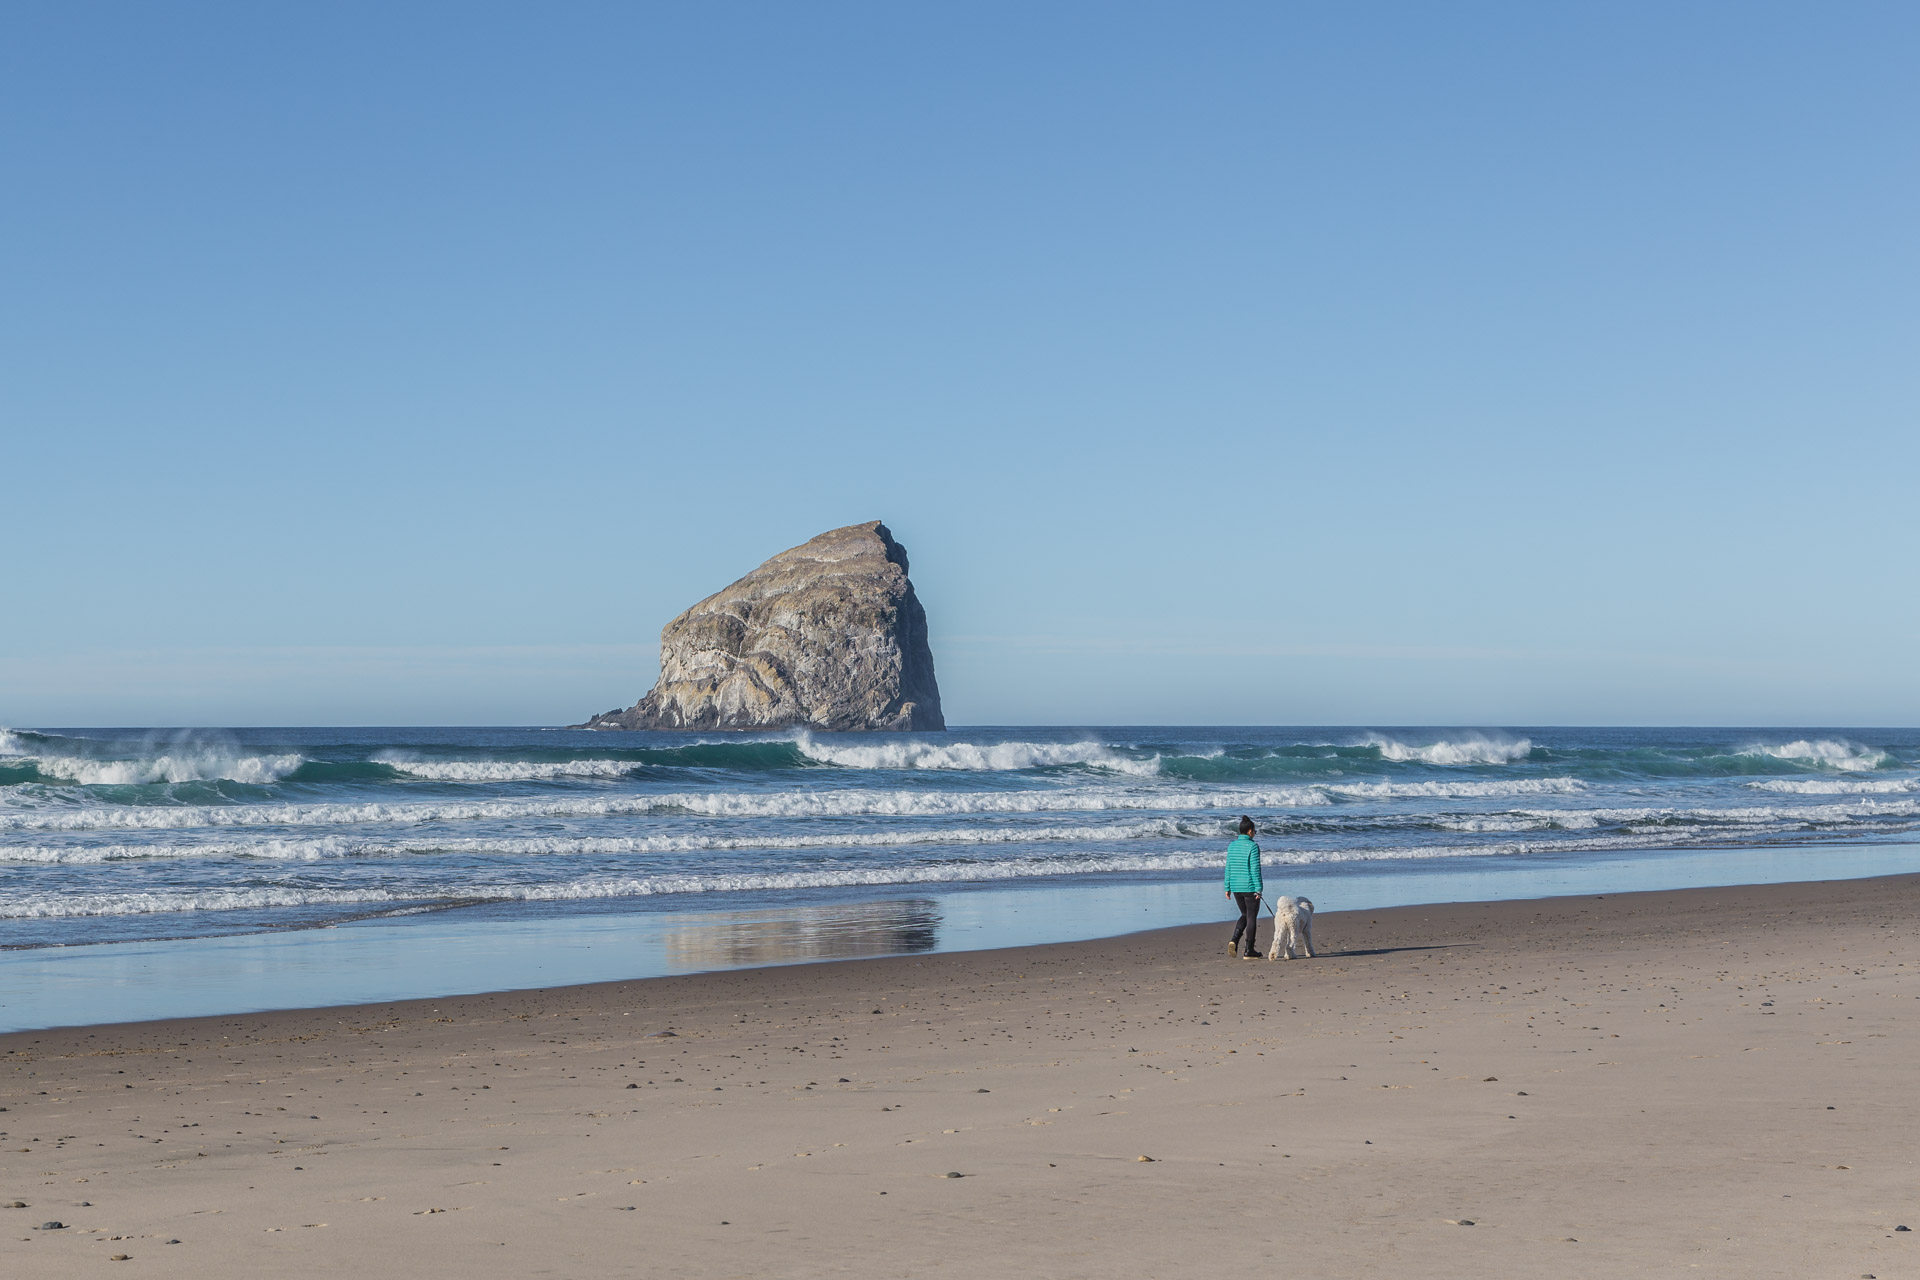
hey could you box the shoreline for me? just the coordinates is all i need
[7,837,1920,1035]
[0,874,1745,1042]
[0,867,1909,1042]
[6,872,1918,1276]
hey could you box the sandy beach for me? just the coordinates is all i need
[5,874,1918,1278]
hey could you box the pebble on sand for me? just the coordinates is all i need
[111,1254,130,1262]
[39,1221,65,1230]
[944,1172,964,1178]
[1136,1155,1156,1162]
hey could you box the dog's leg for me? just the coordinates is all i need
[1301,915,1314,959]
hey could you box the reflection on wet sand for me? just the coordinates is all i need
[662,898,941,970]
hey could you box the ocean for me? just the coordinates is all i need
[3,723,1917,955]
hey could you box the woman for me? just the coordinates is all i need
[1223,815,1263,959]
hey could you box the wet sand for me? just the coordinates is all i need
[5,875,1918,1278]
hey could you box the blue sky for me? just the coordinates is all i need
[4,2,1915,727]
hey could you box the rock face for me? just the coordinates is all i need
[581,521,944,732]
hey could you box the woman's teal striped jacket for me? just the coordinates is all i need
[1223,834,1262,895]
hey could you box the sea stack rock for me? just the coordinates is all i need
[582,521,944,732]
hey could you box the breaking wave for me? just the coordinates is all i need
[291,740,1173,782]
[1736,739,1890,772]
[798,734,1545,774]
[0,727,309,786]
[15,751,306,787]
[1359,733,1533,766]
[793,735,1162,775]
[372,754,646,782]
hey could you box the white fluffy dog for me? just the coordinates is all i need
[1266,895,1315,960]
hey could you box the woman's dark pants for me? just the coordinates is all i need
[1230,892,1261,956]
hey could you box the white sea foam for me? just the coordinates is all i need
[1435,813,1601,833]
[1738,739,1890,772]
[25,752,306,786]
[1510,799,1920,828]
[0,885,407,918]
[0,728,27,756]
[794,734,1162,775]
[1359,734,1532,766]
[0,788,1301,832]
[1319,777,1578,800]
[372,754,643,782]
[0,776,1604,834]
[0,828,1787,919]
[35,792,1903,865]
[0,848,1513,917]
[0,836,374,864]
[1427,799,1920,832]
[0,818,1204,865]
[1747,777,1916,795]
